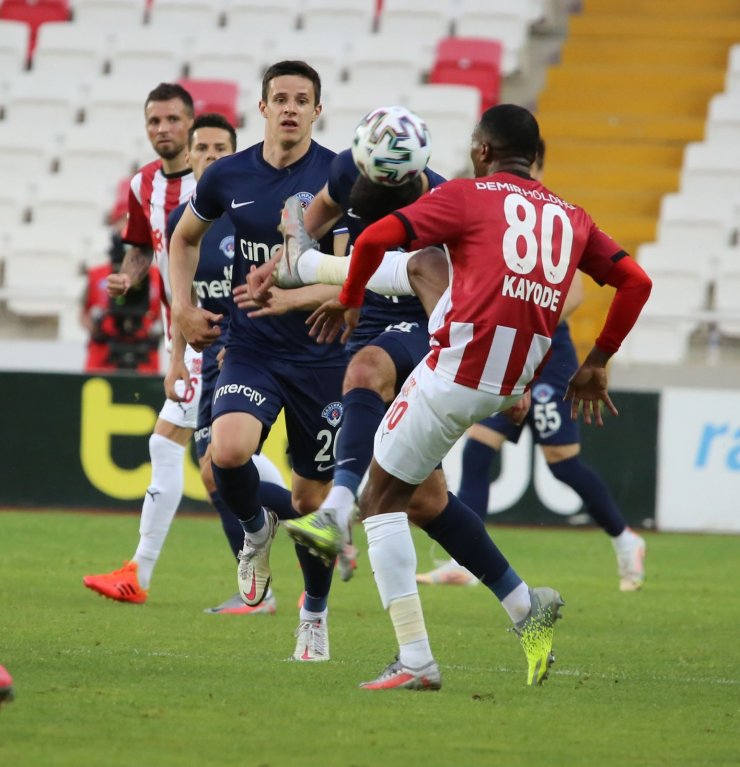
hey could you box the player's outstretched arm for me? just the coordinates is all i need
[107,245,152,296]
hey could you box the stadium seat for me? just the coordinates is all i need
[177,77,240,127]
[0,0,70,64]
[83,77,147,146]
[453,3,530,77]
[680,141,740,198]
[656,192,734,261]
[300,0,375,43]
[71,0,147,28]
[705,92,740,145]
[345,34,431,91]
[4,73,82,130]
[377,0,453,40]
[714,262,740,337]
[407,84,480,177]
[31,20,106,79]
[620,315,695,365]
[147,0,222,34]
[0,19,29,78]
[107,27,185,79]
[724,43,740,93]
[429,37,502,112]
[185,28,265,82]
[2,229,86,318]
[223,0,300,39]
[55,126,139,201]
[270,32,348,91]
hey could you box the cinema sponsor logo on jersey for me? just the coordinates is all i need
[213,382,267,406]
[194,264,232,299]
[239,240,283,262]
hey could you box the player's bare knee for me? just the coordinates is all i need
[343,346,396,400]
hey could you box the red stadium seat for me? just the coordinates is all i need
[178,77,240,128]
[0,0,70,64]
[429,37,502,113]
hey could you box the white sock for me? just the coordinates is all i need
[133,434,186,588]
[299,606,328,624]
[242,508,270,547]
[501,581,532,624]
[612,527,636,552]
[299,247,414,297]
[364,512,434,667]
[365,250,414,296]
[321,485,356,535]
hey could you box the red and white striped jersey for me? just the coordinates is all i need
[122,159,195,307]
[396,173,624,396]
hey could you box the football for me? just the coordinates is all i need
[351,106,432,186]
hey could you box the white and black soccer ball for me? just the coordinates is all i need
[351,106,432,187]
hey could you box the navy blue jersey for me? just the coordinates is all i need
[327,149,446,340]
[190,141,345,365]
[167,202,234,385]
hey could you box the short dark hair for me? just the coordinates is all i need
[261,60,322,105]
[534,138,546,173]
[189,112,237,151]
[477,104,540,166]
[145,82,194,116]
[348,174,423,224]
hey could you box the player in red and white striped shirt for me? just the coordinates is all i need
[309,104,652,690]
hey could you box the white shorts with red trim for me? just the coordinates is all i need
[158,344,203,430]
[373,359,520,485]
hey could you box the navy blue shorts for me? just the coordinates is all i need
[481,325,580,446]
[194,345,221,460]
[347,320,430,393]
[211,347,346,480]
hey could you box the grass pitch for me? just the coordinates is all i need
[1,510,738,767]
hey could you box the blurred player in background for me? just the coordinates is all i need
[306,104,652,689]
[169,61,345,661]
[83,82,198,604]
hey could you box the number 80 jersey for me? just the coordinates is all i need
[395,172,626,396]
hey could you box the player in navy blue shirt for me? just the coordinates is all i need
[165,113,294,616]
[169,62,346,661]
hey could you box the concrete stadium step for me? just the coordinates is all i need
[560,38,730,69]
[545,65,725,93]
[568,15,740,42]
[581,0,740,17]
[544,140,684,167]
[537,112,705,143]
[538,87,713,118]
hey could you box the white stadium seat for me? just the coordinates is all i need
[107,27,186,80]
[300,0,375,42]
[32,21,107,80]
[724,43,740,93]
[224,0,301,39]
[705,92,740,145]
[271,32,348,90]
[0,20,30,80]
[680,141,740,198]
[72,0,147,29]
[147,0,224,35]
[378,0,454,41]
[4,74,83,131]
[345,34,432,92]
[656,192,734,259]
[185,28,266,82]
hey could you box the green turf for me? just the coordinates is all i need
[1,510,738,767]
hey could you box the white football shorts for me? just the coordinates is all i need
[374,359,521,485]
[158,344,203,430]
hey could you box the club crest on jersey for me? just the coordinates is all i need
[294,191,315,209]
[321,402,344,427]
[532,382,555,403]
[219,235,235,259]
